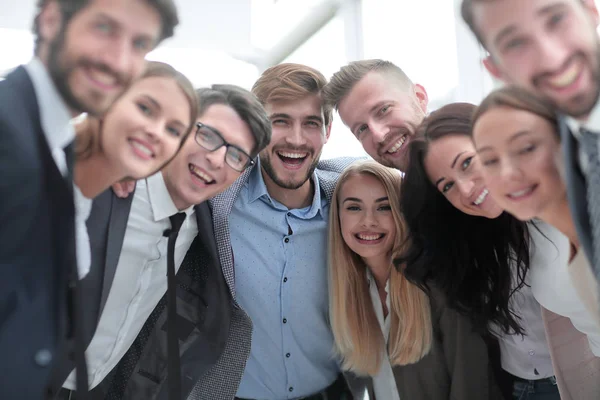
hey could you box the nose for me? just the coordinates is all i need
[99,37,133,78]
[535,35,570,71]
[360,210,378,228]
[456,178,475,199]
[205,146,227,169]
[500,160,524,181]
[371,120,389,144]
[285,123,308,146]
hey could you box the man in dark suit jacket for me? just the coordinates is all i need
[0,0,178,398]
[54,85,271,400]
[459,0,600,280]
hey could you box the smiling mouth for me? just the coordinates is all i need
[189,163,216,184]
[507,185,537,200]
[473,189,489,206]
[544,58,583,90]
[84,66,119,90]
[355,233,385,242]
[385,135,408,155]
[277,150,308,166]
[129,139,155,160]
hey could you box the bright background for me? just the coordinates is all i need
[0,0,559,159]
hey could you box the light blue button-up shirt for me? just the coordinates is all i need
[230,160,340,399]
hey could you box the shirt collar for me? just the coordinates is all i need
[146,172,195,222]
[246,158,325,217]
[566,100,600,136]
[23,57,75,151]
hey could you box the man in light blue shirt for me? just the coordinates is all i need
[210,63,356,399]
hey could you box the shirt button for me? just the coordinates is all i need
[283,277,288,283]
[529,350,535,356]
[34,349,53,367]
[283,318,287,323]
[289,387,294,392]
[284,238,290,243]
[287,212,291,216]
[286,353,291,358]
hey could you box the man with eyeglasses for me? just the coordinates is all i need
[57,84,271,400]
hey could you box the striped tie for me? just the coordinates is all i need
[580,128,600,281]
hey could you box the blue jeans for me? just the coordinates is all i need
[512,377,561,400]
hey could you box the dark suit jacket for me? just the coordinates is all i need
[0,66,79,398]
[559,117,594,265]
[346,288,505,400]
[54,187,231,399]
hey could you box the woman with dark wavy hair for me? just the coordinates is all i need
[396,102,560,400]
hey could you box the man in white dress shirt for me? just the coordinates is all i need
[0,0,179,398]
[57,85,271,400]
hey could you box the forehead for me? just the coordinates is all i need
[473,0,575,45]
[474,107,556,143]
[339,72,413,122]
[425,135,475,173]
[198,104,255,152]
[340,173,386,198]
[128,75,189,117]
[75,0,162,38]
[265,94,324,118]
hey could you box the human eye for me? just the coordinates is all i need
[482,157,499,167]
[378,204,392,211]
[461,156,473,170]
[355,124,368,137]
[133,38,151,52]
[442,182,454,193]
[345,204,361,211]
[137,102,152,116]
[519,144,536,155]
[378,105,391,116]
[166,126,181,137]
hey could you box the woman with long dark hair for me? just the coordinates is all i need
[396,102,560,400]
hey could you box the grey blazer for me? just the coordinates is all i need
[345,288,505,400]
[59,187,232,400]
[191,157,359,399]
[559,117,594,266]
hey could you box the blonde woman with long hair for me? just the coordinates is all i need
[329,160,504,399]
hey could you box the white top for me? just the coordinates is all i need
[494,272,554,380]
[366,269,401,400]
[73,185,92,279]
[529,220,600,356]
[63,172,197,389]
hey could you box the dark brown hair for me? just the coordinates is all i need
[196,84,272,158]
[396,102,531,336]
[251,63,333,126]
[33,0,178,53]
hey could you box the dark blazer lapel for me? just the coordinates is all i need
[194,201,219,260]
[98,190,135,315]
[560,117,594,262]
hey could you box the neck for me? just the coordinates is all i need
[75,152,122,199]
[163,170,193,211]
[261,168,314,209]
[365,253,392,290]
[538,195,580,248]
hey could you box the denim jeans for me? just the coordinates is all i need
[512,377,561,400]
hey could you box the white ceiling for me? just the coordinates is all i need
[0,0,253,52]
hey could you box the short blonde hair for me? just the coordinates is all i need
[329,160,432,376]
[251,63,332,126]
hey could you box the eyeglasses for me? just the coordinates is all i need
[195,122,254,172]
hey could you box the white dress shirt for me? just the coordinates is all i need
[24,58,92,278]
[366,270,401,400]
[63,172,197,389]
[494,274,554,380]
[529,220,600,356]
[566,100,600,174]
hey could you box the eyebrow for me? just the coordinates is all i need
[435,177,445,188]
[269,113,291,120]
[451,151,466,169]
[493,3,564,48]
[142,95,161,111]
[477,130,531,153]
[342,196,389,204]
[306,115,324,124]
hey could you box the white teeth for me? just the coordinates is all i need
[131,140,152,156]
[189,164,213,183]
[278,151,307,159]
[387,136,406,154]
[473,189,488,206]
[357,233,384,241]
[88,69,117,86]
[509,187,534,198]
[547,62,581,88]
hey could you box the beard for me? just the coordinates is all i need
[46,27,129,116]
[260,148,321,190]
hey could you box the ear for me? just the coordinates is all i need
[483,55,503,80]
[38,0,63,44]
[324,121,332,143]
[413,84,429,113]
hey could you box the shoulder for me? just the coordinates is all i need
[316,156,365,174]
